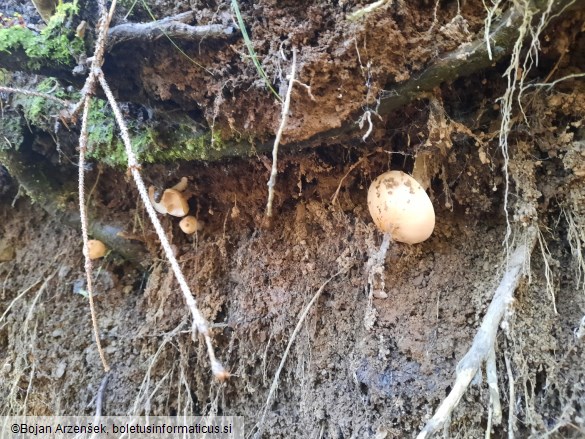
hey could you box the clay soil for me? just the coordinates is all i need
[1,0,585,438]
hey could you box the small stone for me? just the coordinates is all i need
[0,241,15,262]
[54,361,67,378]
[72,279,85,295]
[412,274,425,287]
[58,266,71,278]
[373,290,388,299]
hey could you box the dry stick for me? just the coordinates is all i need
[253,271,343,439]
[0,86,69,106]
[504,351,516,439]
[96,71,227,380]
[417,226,538,439]
[265,48,297,219]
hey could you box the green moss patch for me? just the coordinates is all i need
[0,2,84,70]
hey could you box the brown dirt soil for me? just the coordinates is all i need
[1,138,585,437]
[1,0,585,438]
[104,0,493,143]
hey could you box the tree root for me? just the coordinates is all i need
[253,271,344,439]
[107,11,236,50]
[417,226,538,439]
[0,147,150,268]
[2,1,579,165]
[289,0,580,152]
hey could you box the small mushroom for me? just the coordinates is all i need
[179,216,203,234]
[148,187,189,217]
[367,170,435,244]
[171,176,189,192]
[88,240,107,260]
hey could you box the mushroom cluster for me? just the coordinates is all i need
[148,178,202,234]
[367,170,435,244]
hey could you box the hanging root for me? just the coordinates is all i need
[265,48,297,220]
[417,226,538,439]
[57,0,228,379]
[364,233,392,330]
[253,271,344,439]
[97,72,228,380]
[564,209,585,291]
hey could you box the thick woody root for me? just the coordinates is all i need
[417,226,538,439]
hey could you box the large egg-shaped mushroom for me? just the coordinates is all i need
[367,171,435,244]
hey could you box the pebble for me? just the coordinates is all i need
[0,241,15,262]
[54,361,67,379]
[72,279,85,295]
[58,266,71,279]
[412,274,425,287]
[373,290,388,299]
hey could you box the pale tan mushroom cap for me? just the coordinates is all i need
[179,216,203,234]
[88,239,107,260]
[160,189,189,217]
[149,187,189,217]
[367,170,435,244]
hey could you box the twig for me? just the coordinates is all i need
[331,149,379,206]
[253,271,343,439]
[107,12,235,48]
[0,86,70,106]
[504,351,516,439]
[96,70,228,380]
[417,226,537,439]
[265,48,297,219]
